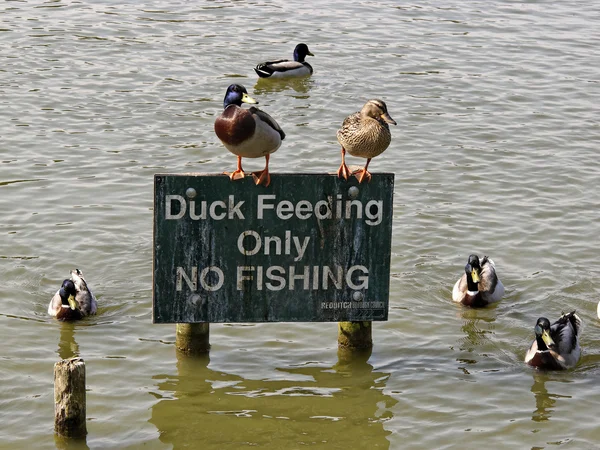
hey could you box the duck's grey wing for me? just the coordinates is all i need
[76,290,97,315]
[249,106,285,140]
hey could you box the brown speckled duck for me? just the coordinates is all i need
[336,99,396,183]
[214,84,285,187]
[48,269,97,320]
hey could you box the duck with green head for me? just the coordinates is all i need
[48,269,97,320]
[452,254,504,307]
[254,43,314,79]
[337,99,396,184]
[214,84,285,187]
[525,311,582,370]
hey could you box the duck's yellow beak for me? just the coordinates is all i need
[241,93,258,104]
[382,112,397,125]
[471,268,480,283]
[67,294,78,311]
[307,50,315,56]
[541,329,556,349]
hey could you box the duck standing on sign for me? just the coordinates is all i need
[214,84,285,187]
[254,43,314,79]
[336,99,396,183]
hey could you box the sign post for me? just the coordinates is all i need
[153,173,394,351]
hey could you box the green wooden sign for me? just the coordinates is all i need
[153,173,394,323]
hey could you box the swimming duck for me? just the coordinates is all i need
[214,84,285,187]
[336,99,396,183]
[525,311,582,370]
[48,269,97,320]
[254,43,314,79]
[452,254,504,307]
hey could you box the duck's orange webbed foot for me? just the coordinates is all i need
[337,147,352,180]
[224,169,246,181]
[224,156,246,181]
[353,168,372,184]
[337,163,352,180]
[252,169,271,187]
[252,155,271,187]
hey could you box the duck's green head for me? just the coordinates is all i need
[59,279,78,310]
[465,254,481,283]
[293,43,314,62]
[534,317,555,349]
[223,84,258,109]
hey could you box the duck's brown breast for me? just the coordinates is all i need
[214,106,256,146]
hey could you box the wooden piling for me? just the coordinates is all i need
[54,357,87,438]
[337,321,373,350]
[176,323,210,355]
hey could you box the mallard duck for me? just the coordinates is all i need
[452,254,504,307]
[48,269,97,320]
[214,84,285,187]
[525,311,582,370]
[336,99,396,183]
[254,43,314,79]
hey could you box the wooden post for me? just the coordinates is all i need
[176,323,210,355]
[54,357,87,438]
[338,321,372,350]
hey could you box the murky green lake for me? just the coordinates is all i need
[1,1,599,448]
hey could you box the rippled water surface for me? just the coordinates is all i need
[1,1,600,448]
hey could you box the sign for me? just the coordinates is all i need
[153,173,394,323]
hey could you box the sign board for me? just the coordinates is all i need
[153,173,394,323]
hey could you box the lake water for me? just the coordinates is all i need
[1,1,600,448]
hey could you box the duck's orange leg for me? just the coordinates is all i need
[252,154,271,187]
[337,147,352,180]
[353,158,372,184]
[224,156,246,181]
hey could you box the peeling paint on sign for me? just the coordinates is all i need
[153,173,394,323]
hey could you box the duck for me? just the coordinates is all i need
[254,43,314,79]
[336,99,396,183]
[214,84,285,187]
[48,269,97,320]
[525,311,582,370]
[452,254,504,307]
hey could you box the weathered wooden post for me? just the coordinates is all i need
[54,357,87,438]
[338,321,372,350]
[176,322,210,354]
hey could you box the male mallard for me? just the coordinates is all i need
[214,84,285,187]
[254,43,314,79]
[525,311,582,370]
[336,99,396,183]
[452,254,504,307]
[48,269,97,320]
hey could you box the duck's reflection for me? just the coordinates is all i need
[57,321,80,360]
[530,371,571,423]
[149,346,395,449]
[252,76,313,96]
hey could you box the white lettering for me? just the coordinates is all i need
[257,194,276,219]
[199,266,224,291]
[209,200,227,220]
[237,231,261,255]
[166,195,186,219]
[346,265,369,290]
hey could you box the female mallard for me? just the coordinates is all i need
[214,84,285,187]
[254,43,314,79]
[336,99,396,183]
[525,311,582,370]
[452,254,504,307]
[48,269,97,320]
